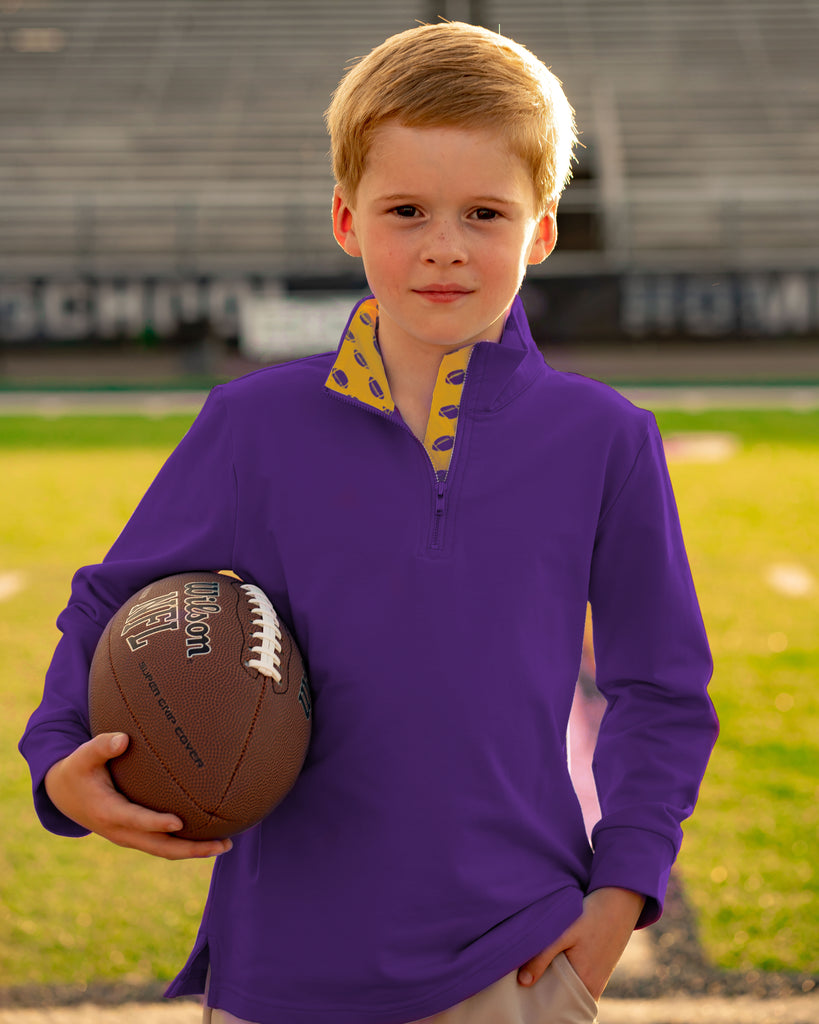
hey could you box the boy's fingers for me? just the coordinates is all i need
[51,733,232,859]
[94,785,230,857]
[517,940,565,986]
[145,838,232,861]
[106,827,232,861]
[76,735,185,835]
[517,955,546,987]
[101,790,184,835]
[98,795,232,858]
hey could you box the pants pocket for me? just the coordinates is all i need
[547,951,599,1019]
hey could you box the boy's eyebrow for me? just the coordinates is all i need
[375,192,522,206]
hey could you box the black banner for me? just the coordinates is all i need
[1,271,818,346]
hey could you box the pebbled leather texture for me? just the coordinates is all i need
[88,571,312,839]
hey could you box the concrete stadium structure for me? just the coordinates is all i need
[1,0,817,343]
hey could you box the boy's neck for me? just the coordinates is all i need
[378,332,444,441]
[375,309,509,442]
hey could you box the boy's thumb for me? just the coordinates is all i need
[100,731,129,758]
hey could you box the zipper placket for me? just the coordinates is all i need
[326,347,476,552]
[423,346,476,552]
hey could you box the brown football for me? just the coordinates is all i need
[88,571,312,840]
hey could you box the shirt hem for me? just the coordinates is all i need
[175,886,584,1024]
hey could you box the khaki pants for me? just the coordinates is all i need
[202,953,598,1023]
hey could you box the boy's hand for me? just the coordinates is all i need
[517,887,645,1000]
[44,732,232,860]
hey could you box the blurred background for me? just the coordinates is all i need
[1,0,818,1012]
[0,0,817,384]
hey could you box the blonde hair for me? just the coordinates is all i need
[325,21,577,215]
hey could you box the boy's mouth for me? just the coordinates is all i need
[414,284,473,302]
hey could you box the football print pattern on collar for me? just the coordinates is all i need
[325,298,472,480]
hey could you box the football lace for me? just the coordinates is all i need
[241,584,283,682]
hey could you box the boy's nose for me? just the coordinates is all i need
[422,224,467,264]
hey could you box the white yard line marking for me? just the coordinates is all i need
[766,563,815,598]
[0,1007,201,1023]
[623,386,819,410]
[0,571,25,602]
[598,992,819,1024]
[664,432,740,463]
[0,392,208,417]
[2,386,819,417]
[613,927,656,980]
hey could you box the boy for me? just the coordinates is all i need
[20,21,718,1024]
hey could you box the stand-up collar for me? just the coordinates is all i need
[325,294,547,471]
[324,297,472,480]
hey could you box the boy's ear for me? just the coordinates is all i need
[527,200,558,266]
[332,185,362,257]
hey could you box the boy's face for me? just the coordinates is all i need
[332,123,556,357]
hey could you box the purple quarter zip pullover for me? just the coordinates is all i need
[20,296,717,1023]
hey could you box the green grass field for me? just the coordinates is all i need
[1,407,818,990]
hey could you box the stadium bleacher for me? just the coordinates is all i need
[493,0,819,269]
[0,1,435,275]
[0,0,817,327]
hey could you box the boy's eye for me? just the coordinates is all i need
[391,205,419,218]
[473,208,499,221]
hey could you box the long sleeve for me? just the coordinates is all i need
[19,387,238,836]
[586,414,718,927]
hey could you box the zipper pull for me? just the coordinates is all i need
[431,480,447,549]
[435,480,446,516]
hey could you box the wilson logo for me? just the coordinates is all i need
[182,580,221,658]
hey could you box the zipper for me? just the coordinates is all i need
[430,477,446,550]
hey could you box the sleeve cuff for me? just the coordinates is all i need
[32,778,91,839]
[20,727,92,839]
[587,825,676,928]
